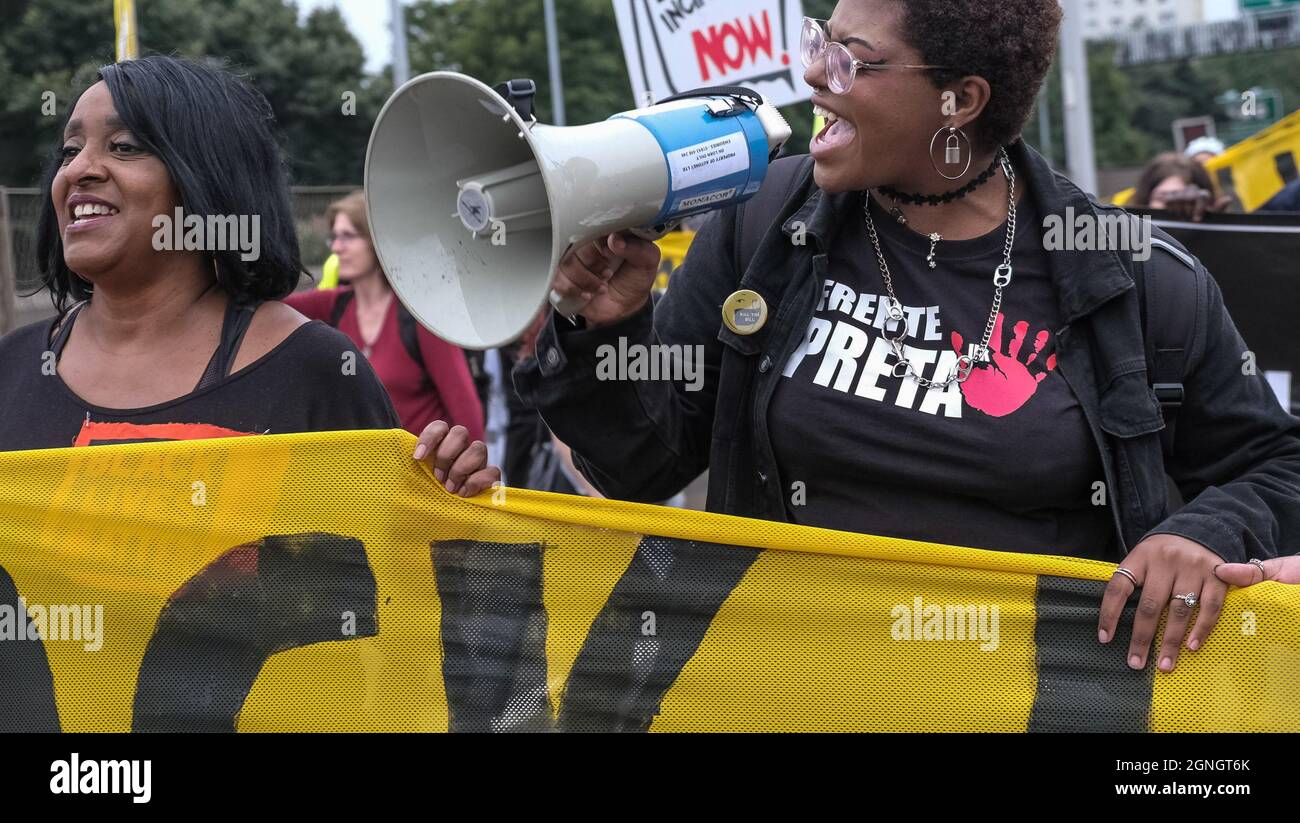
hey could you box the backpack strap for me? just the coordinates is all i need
[328,289,355,328]
[738,154,815,276]
[1136,237,1198,456]
[396,303,426,370]
[329,288,426,369]
[461,348,492,424]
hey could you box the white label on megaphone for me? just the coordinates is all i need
[667,133,750,191]
[612,99,771,226]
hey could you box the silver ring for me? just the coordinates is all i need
[1113,567,1139,587]
[1172,592,1198,608]
[1249,558,1268,581]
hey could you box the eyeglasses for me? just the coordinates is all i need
[328,231,363,246]
[800,17,950,95]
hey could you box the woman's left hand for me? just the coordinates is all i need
[1216,555,1300,586]
[412,420,501,498]
[1098,534,1228,673]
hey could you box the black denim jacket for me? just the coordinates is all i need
[514,141,1300,563]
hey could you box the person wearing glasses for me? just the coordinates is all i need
[283,191,487,449]
[515,0,1300,673]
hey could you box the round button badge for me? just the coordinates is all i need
[722,290,768,335]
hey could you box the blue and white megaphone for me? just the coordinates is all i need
[365,73,792,350]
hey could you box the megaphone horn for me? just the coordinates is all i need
[365,72,792,350]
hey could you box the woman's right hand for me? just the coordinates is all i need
[551,232,662,327]
[413,421,500,498]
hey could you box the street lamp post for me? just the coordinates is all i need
[391,0,411,87]
[1059,0,1098,194]
[544,0,567,126]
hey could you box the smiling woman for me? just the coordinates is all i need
[0,55,498,497]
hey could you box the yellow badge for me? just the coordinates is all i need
[722,290,768,335]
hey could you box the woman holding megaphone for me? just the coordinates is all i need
[516,0,1300,674]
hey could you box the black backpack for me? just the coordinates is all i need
[735,154,1194,455]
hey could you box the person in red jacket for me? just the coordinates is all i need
[286,191,485,442]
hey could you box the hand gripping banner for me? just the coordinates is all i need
[0,430,1295,732]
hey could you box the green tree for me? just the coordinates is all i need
[1086,41,1153,166]
[406,0,630,126]
[1125,46,1300,158]
[0,0,389,186]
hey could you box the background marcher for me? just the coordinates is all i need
[284,191,486,442]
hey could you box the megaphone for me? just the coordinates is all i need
[365,72,792,350]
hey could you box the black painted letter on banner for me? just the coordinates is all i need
[557,536,759,732]
[431,540,552,732]
[132,533,378,732]
[0,564,61,732]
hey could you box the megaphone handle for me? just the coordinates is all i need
[550,289,585,325]
[549,252,628,323]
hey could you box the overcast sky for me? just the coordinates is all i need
[297,0,1245,76]
[297,0,396,74]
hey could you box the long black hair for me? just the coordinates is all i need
[35,54,305,314]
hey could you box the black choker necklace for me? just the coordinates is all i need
[877,152,1002,206]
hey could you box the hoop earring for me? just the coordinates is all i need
[929,125,973,181]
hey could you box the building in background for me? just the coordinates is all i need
[1082,0,1208,36]
[1241,0,1300,17]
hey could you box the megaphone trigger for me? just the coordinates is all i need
[549,289,588,324]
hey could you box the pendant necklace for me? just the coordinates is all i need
[863,147,1017,387]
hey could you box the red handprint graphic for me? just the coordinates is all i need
[951,313,1058,417]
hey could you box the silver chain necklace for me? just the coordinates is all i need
[862,147,1016,388]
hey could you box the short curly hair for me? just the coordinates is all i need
[893,0,1062,148]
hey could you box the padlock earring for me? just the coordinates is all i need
[929,125,973,181]
[945,133,961,165]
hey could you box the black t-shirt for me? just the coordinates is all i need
[0,314,401,452]
[769,188,1116,559]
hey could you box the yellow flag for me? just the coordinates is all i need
[114,0,138,62]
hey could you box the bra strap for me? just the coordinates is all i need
[49,301,90,361]
[193,299,261,391]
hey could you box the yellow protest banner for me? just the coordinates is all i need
[0,431,1295,731]
[1113,108,1300,211]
